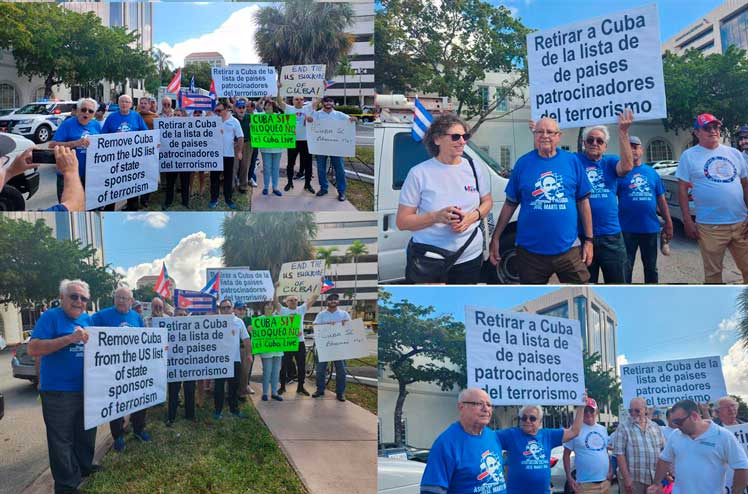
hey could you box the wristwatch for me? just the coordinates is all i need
[582,236,594,243]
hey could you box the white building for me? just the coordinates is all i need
[184,52,226,69]
[662,0,748,55]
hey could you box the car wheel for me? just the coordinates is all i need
[496,230,520,284]
[0,185,26,211]
[34,125,51,143]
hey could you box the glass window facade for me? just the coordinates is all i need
[110,3,123,27]
[574,296,587,352]
[606,317,616,372]
[479,86,489,112]
[590,304,602,357]
[539,302,568,319]
[721,9,748,53]
[55,213,71,240]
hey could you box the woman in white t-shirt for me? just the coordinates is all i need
[396,114,493,284]
[260,100,285,197]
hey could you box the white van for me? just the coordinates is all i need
[376,121,520,283]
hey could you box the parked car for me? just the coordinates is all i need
[0,133,39,211]
[0,100,77,143]
[11,339,38,385]
[378,457,426,494]
[550,445,574,493]
[0,108,18,117]
[379,443,430,463]
[660,169,694,224]
[647,160,679,176]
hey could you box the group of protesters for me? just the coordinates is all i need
[27,278,351,494]
[421,388,748,494]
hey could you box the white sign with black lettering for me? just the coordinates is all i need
[527,4,666,128]
[85,130,160,210]
[155,117,222,172]
[620,356,727,408]
[206,267,274,303]
[278,259,325,297]
[726,424,748,494]
[307,119,355,157]
[465,306,585,405]
[154,315,237,383]
[314,318,368,362]
[84,326,167,430]
[212,65,277,98]
[280,64,326,98]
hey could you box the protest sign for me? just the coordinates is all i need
[212,64,277,97]
[206,267,274,303]
[154,315,236,382]
[465,306,585,405]
[726,424,748,494]
[250,113,296,149]
[250,315,301,354]
[526,4,666,128]
[84,326,167,430]
[155,117,222,172]
[278,259,325,297]
[620,355,727,407]
[173,289,217,314]
[314,318,368,363]
[85,130,160,210]
[307,119,356,157]
[280,64,326,98]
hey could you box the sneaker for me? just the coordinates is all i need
[238,188,248,193]
[208,201,218,208]
[312,391,325,398]
[284,183,293,191]
[213,412,223,420]
[231,411,247,418]
[336,394,346,402]
[133,430,151,442]
[261,395,268,401]
[250,179,258,187]
[249,388,256,395]
[297,387,310,396]
[273,190,283,197]
[278,387,286,395]
[262,189,268,195]
[113,436,125,452]
[304,185,316,194]
[271,394,284,401]
[226,200,237,209]
[293,173,305,180]
[316,190,328,197]
[338,194,346,202]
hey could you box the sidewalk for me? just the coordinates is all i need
[249,366,377,494]
[250,149,358,212]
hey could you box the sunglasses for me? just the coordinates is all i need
[521,415,538,423]
[586,137,606,145]
[702,125,721,131]
[68,293,90,303]
[79,108,95,114]
[447,133,471,142]
[219,305,232,310]
[670,415,690,427]
[215,109,223,113]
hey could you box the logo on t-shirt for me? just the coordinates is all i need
[68,342,84,357]
[627,173,652,199]
[465,184,478,193]
[586,166,610,197]
[531,171,568,210]
[583,430,606,451]
[475,449,506,493]
[117,122,132,133]
[78,130,91,153]
[521,440,548,469]
[703,156,738,183]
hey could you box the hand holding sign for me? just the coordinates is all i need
[69,326,88,344]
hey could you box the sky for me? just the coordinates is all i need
[382,286,748,400]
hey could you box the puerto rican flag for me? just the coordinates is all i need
[166,68,182,94]
[200,272,220,297]
[174,289,217,313]
[154,262,171,298]
[320,278,335,293]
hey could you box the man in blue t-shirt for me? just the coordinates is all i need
[28,279,102,493]
[421,388,507,494]
[575,110,635,284]
[496,403,585,494]
[91,286,150,452]
[489,117,594,284]
[616,135,673,284]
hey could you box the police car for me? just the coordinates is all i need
[0,100,78,143]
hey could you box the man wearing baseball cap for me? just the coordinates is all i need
[563,398,612,494]
[735,125,748,160]
[675,113,748,283]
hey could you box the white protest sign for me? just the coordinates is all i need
[212,64,277,98]
[307,119,356,157]
[527,4,666,128]
[154,315,237,383]
[314,318,369,362]
[620,355,727,408]
[84,326,167,430]
[465,306,585,405]
[278,260,325,297]
[85,130,160,210]
[280,64,326,98]
[726,424,748,494]
[206,267,274,303]
[155,117,222,172]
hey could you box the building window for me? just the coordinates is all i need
[110,3,123,27]
[647,138,673,162]
[55,213,71,240]
[77,214,89,246]
[590,304,601,357]
[606,317,616,372]
[496,97,507,113]
[0,83,19,108]
[499,146,511,168]
[479,86,489,112]
[539,302,569,319]
[721,8,748,53]
[574,296,587,352]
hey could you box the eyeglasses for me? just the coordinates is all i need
[521,415,538,423]
[702,125,721,132]
[68,293,90,303]
[586,137,606,145]
[79,108,95,114]
[115,295,131,301]
[448,133,471,142]
[629,408,645,415]
[461,401,492,409]
[215,109,223,113]
[533,130,560,136]
[219,305,233,310]
[670,414,691,427]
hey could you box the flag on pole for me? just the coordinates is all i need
[411,97,434,142]
[174,289,217,313]
[201,272,220,297]
[154,262,171,298]
[209,79,217,109]
[166,68,182,94]
[189,75,196,93]
[324,79,336,89]
[320,278,335,293]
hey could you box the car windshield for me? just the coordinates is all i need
[467,141,508,177]
[15,104,53,115]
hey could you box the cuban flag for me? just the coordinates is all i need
[201,272,220,297]
[189,75,196,93]
[320,278,335,293]
[154,262,171,298]
[324,79,336,89]
[209,79,217,109]
[174,289,217,314]
[412,97,433,142]
[166,68,182,94]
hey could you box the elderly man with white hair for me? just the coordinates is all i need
[613,396,665,494]
[421,388,507,494]
[713,396,745,426]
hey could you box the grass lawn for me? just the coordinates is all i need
[82,401,307,494]
[133,177,251,212]
[356,146,373,165]
[327,380,377,415]
[345,179,374,211]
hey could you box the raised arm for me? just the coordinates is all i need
[615,109,634,177]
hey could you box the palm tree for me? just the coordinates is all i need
[345,239,368,316]
[253,0,354,79]
[151,47,174,84]
[221,213,317,281]
[336,56,355,106]
[737,287,748,348]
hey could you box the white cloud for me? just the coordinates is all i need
[155,6,261,68]
[722,341,748,402]
[114,232,224,291]
[616,354,629,374]
[710,314,739,342]
[124,212,170,229]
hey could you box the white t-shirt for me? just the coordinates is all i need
[312,108,350,121]
[675,144,748,224]
[660,422,748,494]
[285,103,313,141]
[280,303,307,342]
[563,423,610,483]
[221,117,244,157]
[399,157,490,264]
[231,315,250,362]
[313,307,351,325]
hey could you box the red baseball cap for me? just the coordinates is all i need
[694,113,722,129]
[585,398,598,410]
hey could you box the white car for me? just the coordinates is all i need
[378,457,426,494]
[550,445,574,493]
[0,100,77,143]
[1,133,39,210]
[648,160,679,176]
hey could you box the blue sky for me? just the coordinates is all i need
[154,2,257,46]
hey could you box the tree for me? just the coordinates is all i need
[336,56,355,106]
[254,0,354,78]
[0,216,120,309]
[315,246,338,294]
[165,62,213,93]
[375,0,530,134]
[345,239,368,314]
[0,3,157,98]
[732,394,748,422]
[379,292,466,445]
[582,352,622,417]
[221,213,318,281]
[737,287,748,350]
[152,47,173,79]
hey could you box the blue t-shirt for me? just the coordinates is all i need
[421,422,507,494]
[30,308,91,392]
[577,153,621,236]
[91,306,143,328]
[617,164,666,234]
[52,117,102,178]
[496,427,564,494]
[505,149,592,255]
[101,111,148,134]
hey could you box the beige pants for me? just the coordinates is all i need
[575,480,610,494]
[237,140,253,189]
[697,222,748,283]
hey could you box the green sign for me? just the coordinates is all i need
[250,315,301,354]
[251,113,296,148]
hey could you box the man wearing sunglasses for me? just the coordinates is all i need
[647,399,748,494]
[309,96,357,202]
[421,388,507,494]
[213,300,251,419]
[676,113,748,283]
[562,398,612,494]
[28,279,102,494]
[613,397,665,494]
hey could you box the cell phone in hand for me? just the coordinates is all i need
[32,149,56,164]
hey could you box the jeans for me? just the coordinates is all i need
[587,233,627,284]
[623,232,659,283]
[316,359,346,395]
[316,155,346,194]
[214,361,241,414]
[261,356,282,396]
[261,152,282,191]
[40,391,97,494]
[210,156,235,203]
[280,343,307,389]
[287,140,312,186]
[167,381,196,421]
[250,147,259,181]
[110,408,147,439]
